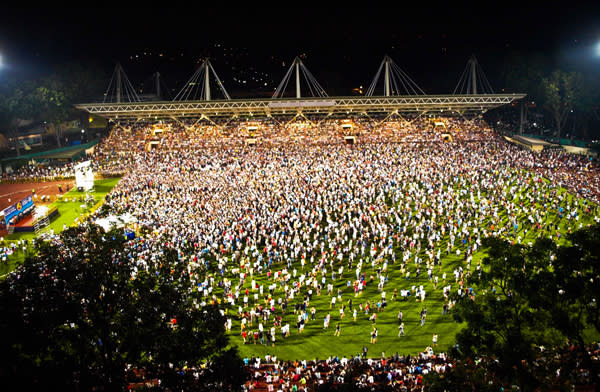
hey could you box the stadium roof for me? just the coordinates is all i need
[77,54,525,122]
[75,94,526,122]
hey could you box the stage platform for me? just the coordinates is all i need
[0,180,72,236]
[1,204,60,236]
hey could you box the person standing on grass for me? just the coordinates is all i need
[369,312,377,324]
[433,333,438,346]
[370,327,378,344]
[334,323,341,336]
[398,323,405,337]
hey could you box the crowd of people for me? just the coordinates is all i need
[86,116,598,354]
[243,348,449,391]
[0,161,76,183]
[3,115,600,390]
[3,116,599,203]
[237,341,600,392]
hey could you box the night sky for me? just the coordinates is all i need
[1,5,599,97]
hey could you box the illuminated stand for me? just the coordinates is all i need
[74,161,94,191]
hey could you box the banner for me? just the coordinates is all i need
[75,160,94,191]
[2,195,34,225]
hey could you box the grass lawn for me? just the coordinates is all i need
[0,250,27,278]
[222,174,600,361]
[1,178,121,276]
[228,274,462,361]
[225,248,472,361]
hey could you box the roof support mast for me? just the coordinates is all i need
[272,56,327,99]
[103,63,140,103]
[205,61,211,101]
[454,55,493,95]
[295,59,301,98]
[366,55,425,97]
[470,56,477,94]
[154,72,161,99]
[116,64,122,103]
[173,59,230,101]
[384,57,391,97]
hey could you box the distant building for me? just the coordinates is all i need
[6,120,45,151]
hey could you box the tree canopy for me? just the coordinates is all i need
[0,79,37,156]
[499,50,600,140]
[0,63,106,151]
[0,223,247,391]
[426,224,600,391]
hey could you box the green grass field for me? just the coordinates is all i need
[222,179,600,361]
[0,251,27,279]
[0,178,121,277]
[228,279,462,361]
[225,252,470,361]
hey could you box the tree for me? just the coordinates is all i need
[541,70,582,140]
[427,225,600,391]
[448,236,564,391]
[29,64,105,148]
[534,224,600,387]
[570,73,600,140]
[0,83,36,157]
[30,77,70,147]
[0,223,247,391]
[0,132,9,151]
[501,50,550,101]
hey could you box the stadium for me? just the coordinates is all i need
[2,54,600,392]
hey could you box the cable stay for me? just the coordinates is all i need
[157,74,174,101]
[453,55,494,95]
[103,63,141,103]
[173,59,231,101]
[138,72,173,101]
[366,55,426,97]
[272,57,328,99]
